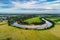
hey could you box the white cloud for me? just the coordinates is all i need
[11,1,37,8]
[0,8,60,14]
[39,0,47,1]
[0,0,60,13]
[8,0,60,9]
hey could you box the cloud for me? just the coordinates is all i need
[0,0,60,13]
[11,1,37,9]
[9,0,60,9]
[0,3,6,6]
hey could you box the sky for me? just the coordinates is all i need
[0,0,60,14]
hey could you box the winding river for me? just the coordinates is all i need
[11,18,53,30]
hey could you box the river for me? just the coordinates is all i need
[11,18,53,30]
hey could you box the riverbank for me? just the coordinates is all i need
[11,18,53,30]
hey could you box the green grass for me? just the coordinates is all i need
[47,18,60,24]
[23,17,44,25]
[0,22,60,40]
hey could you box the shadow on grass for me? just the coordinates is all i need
[0,23,7,26]
[2,37,12,40]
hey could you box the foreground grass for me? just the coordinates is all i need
[0,22,60,40]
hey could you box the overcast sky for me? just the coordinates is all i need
[0,0,60,14]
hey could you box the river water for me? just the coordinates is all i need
[11,18,53,29]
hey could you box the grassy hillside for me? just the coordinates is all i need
[0,22,60,40]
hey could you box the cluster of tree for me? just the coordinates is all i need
[7,15,38,25]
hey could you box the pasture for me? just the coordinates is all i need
[0,22,60,40]
[0,14,60,40]
[23,17,45,25]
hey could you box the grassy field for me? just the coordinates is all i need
[23,17,44,25]
[0,22,60,40]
